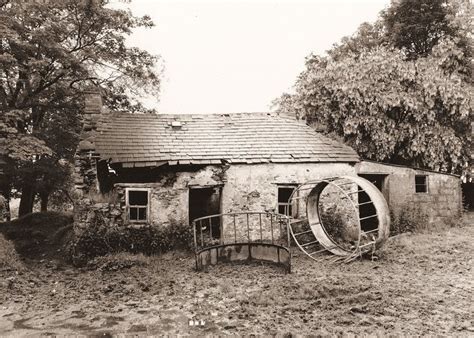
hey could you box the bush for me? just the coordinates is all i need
[390,204,429,234]
[71,213,194,265]
[0,212,73,261]
[0,233,24,271]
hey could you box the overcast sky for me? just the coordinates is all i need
[115,0,391,113]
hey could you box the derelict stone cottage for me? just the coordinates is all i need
[73,90,359,237]
[73,89,463,237]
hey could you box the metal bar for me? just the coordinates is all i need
[290,196,307,201]
[358,201,374,206]
[292,186,319,192]
[199,219,203,247]
[294,229,313,236]
[193,220,197,251]
[279,213,283,235]
[359,241,376,248]
[359,214,378,221]
[209,217,212,239]
[287,218,291,248]
[302,240,318,247]
[259,213,262,242]
[348,189,366,195]
[290,219,308,224]
[335,181,355,187]
[361,228,379,235]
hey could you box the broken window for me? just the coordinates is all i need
[415,175,428,193]
[278,185,298,216]
[126,189,149,222]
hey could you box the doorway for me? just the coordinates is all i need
[357,174,388,232]
[189,186,222,238]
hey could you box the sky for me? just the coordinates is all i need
[114,0,391,113]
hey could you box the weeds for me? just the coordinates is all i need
[0,234,24,271]
[71,212,194,266]
[390,203,429,235]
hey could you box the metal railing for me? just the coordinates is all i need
[192,211,291,251]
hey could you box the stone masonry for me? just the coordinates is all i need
[357,161,462,226]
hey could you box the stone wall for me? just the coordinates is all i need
[74,88,108,196]
[73,186,125,234]
[356,161,462,226]
[74,162,357,239]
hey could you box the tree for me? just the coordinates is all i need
[0,0,161,216]
[382,0,473,69]
[276,42,473,173]
[383,0,453,59]
[328,21,387,61]
[275,0,473,175]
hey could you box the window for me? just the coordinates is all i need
[277,185,298,216]
[126,189,149,222]
[415,175,428,193]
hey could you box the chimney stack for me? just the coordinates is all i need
[82,86,105,132]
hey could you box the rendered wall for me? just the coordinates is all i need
[99,163,356,237]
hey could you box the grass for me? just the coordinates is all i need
[0,233,24,271]
[0,213,472,335]
[0,211,73,261]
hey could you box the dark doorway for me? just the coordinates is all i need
[462,182,474,211]
[189,186,222,239]
[357,174,387,232]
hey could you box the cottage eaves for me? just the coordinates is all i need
[94,112,359,168]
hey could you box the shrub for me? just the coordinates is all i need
[390,204,429,234]
[0,212,73,261]
[0,233,24,271]
[71,212,194,265]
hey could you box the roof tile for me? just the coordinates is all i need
[95,112,359,166]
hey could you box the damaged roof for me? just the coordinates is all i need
[95,112,359,168]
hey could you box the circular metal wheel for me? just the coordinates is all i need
[289,176,390,260]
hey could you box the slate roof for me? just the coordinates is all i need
[95,112,359,168]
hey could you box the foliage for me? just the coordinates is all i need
[0,233,23,271]
[71,215,194,265]
[328,21,387,61]
[0,0,161,215]
[320,203,359,249]
[383,0,453,59]
[390,204,429,234]
[0,211,73,261]
[274,0,473,175]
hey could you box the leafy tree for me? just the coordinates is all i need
[277,42,472,173]
[328,21,387,61]
[0,0,161,216]
[383,0,453,59]
[275,0,473,175]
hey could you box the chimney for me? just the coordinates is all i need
[82,87,105,132]
[74,86,105,195]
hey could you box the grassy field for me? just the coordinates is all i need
[0,213,473,335]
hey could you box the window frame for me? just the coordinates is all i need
[125,187,150,223]
[277,184,299,217]
[415,175,429,194]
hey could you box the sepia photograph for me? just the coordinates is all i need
[0,0,473,335]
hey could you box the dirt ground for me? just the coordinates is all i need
[1,215,473,336]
